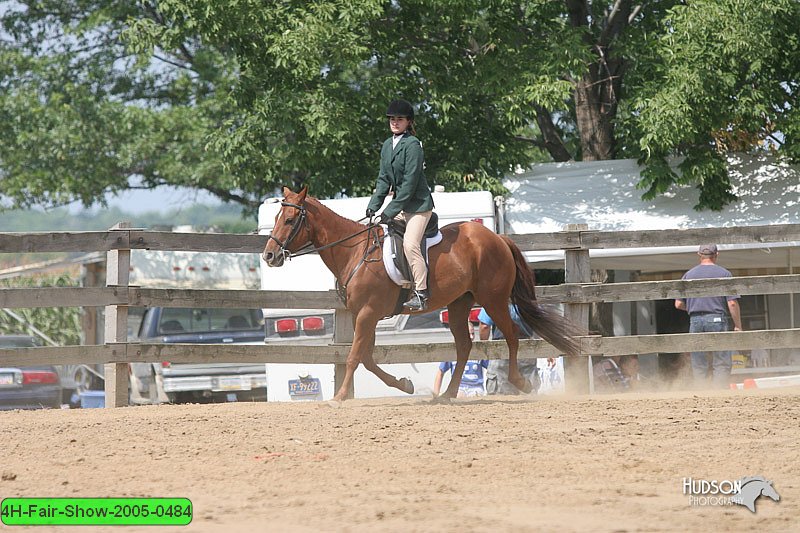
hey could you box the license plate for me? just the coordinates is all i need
[214,377,250,391]
[0,373,16,386]
[288,378,321,398]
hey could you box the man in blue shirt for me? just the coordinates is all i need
[675,244,743,388]
[433,360,489,397]
[477,305,540,395]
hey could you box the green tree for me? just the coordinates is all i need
[1,1,798,212]
[0,274,82,346]
[0,0,249,209]
[0,203,257,232]
[631,0,800,209]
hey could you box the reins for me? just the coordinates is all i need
[336,222,383,304]
[268,201,377,258]
[269,200,384,303]
[289,221,381,259]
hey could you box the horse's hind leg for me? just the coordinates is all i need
[440,294,475,399]
[480,300,532,393]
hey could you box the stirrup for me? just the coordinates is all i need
[403,290,428,311]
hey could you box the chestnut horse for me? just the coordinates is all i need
[262,186,582,402]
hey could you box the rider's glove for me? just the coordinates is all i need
[379,212,392,225]
[366,208,375,219]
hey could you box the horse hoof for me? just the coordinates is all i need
[399,377,415,395]
[513,378,533,394]
[326,400,343,409]
[430,395,452,405]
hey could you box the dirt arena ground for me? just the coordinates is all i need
[1,387,798,532]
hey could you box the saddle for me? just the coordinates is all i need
[382,212,441,316]
[387,212,439,278]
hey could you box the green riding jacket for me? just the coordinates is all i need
[367,132,434,219]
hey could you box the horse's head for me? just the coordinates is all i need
[760,480,781,502]
[262,186,311,267]
[736,476,781,511]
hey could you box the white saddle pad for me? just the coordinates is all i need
[382,227,443,287]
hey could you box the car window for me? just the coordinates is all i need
[127,307,145,341]
[404,310,446,330]
[159,308,263,333]
[0,336,39,348]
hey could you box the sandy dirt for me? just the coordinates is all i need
[1,387,798,532]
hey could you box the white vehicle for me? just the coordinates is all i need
[258,189,499,401]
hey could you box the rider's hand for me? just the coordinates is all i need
[366,208,375,219]
[379,212,392,225]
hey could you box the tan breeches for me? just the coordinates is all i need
[398,210,432,291]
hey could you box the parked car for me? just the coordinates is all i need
[0,335,62,410]
[129,307,267,404]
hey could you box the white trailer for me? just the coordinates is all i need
[257,189,499,401]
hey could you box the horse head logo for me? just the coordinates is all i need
[731,476,780,513]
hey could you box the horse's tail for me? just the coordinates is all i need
[501,235,583,355]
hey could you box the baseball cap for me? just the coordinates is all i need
[698,244,718,255]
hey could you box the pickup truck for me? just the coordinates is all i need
[129,306,267,404]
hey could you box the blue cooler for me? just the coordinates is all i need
[79,390,105,408]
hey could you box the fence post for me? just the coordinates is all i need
[333,309,355,399]
[104,222,131,408]
[563,223,591,394]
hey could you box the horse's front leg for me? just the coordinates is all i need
[332,309,413,400]
[332,342,361,402]
[332,312,373,402]
[358,315,415,395]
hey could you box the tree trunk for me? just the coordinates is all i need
[536,106,573,162]
[574,66,616,161]
[566,0,631,161]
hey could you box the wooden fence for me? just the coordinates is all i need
[2,222,800,407]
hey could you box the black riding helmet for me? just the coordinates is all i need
[386,99,414,120]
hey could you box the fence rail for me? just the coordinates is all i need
[508,223,800,250]
[4,222,800,254]
[1,222,799,406]
[3,272,800,309]
[2,329,799,367]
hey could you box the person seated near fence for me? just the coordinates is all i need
[433,360,489,398]
[594,355,644,393]
[618,355,644,390]
[593,356,630,393]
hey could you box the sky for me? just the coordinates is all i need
[74,186,222,214]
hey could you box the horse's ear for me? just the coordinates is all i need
[298,185,308,202]
[281,186,293,198]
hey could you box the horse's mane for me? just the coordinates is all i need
[740,476,769,487]
[304,195,365,232]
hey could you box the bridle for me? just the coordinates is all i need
[267,198,386,305]
[267,199,382,262]
[266,201,312,262]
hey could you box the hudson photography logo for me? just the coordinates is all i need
[682,476,781,512]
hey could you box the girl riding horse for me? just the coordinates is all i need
[262,186,583,402]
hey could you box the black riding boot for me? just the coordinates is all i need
[403,289,429,311]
